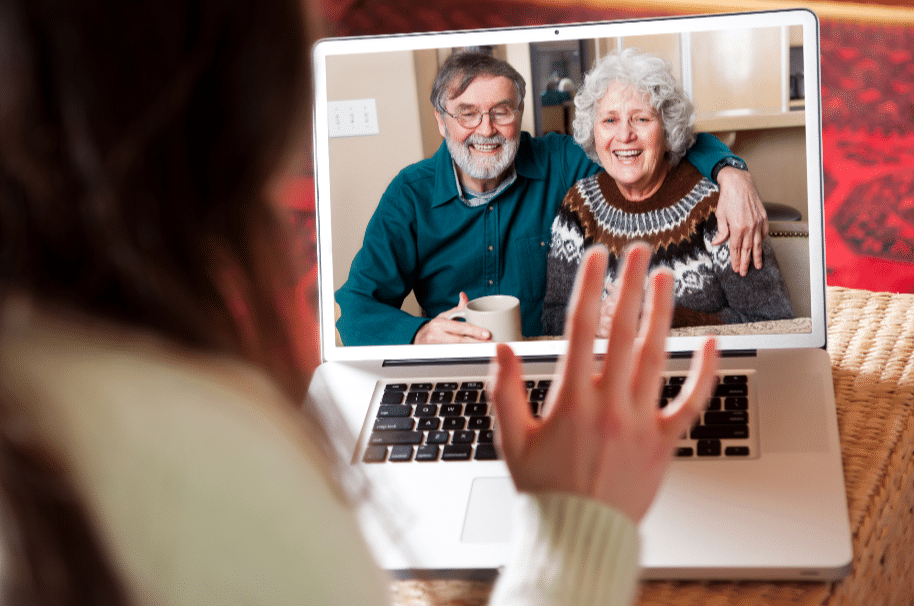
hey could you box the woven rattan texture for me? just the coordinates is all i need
[390,286,914,606]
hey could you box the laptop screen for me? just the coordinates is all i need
[312,9,826,363]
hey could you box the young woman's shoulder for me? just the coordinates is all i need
[0,297,389,606]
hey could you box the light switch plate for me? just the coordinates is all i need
[328,99,380,138]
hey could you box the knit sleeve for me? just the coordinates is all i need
[489,492,640,606]
[705,229,796,324]
[543,192,586,336]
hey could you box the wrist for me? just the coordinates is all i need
[711,156,747,183]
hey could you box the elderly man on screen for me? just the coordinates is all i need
[335,50,768,346]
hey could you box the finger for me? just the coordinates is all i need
[738,238,751,277]
[598,243,651,387]
[712,218,729,247]
[631,268,676,407]
[458,291,470,308]
[488,343,532,462]
[555,246,608,387]
[729,232,748,276]
[659,337,719,444]
[752,228,764,270]
[447,321,490,342]
[427,319,490,343]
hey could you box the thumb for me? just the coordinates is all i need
[457,291,470,309]
[712,218,729,246]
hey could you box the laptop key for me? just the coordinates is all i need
[696,439,722,456]
[725,446,751,456]
[426,430,449,444]
[416,444,440,461]
[389,445,414,462]
[474,444,499,460]
[377,405,411,417]
[715,383,748,397]
[452,430,476,444]
[406,391,429,404]
[368,430,423,445]
[456,390,478,403]
[414,404,437,417]
[468,416,490,430]
[704,411,749,425]
[362,445,388,463]
[478,429,494,443]
[675,447,694,457]
[724,397,749,410]
[442,417,466,430]
[440,404,463,416]
[466,403,488,416]
[373,418,414,431]
[691,425,749,440]
[442,444,473,461]
[416,417,440,431]
[381,391,405,404]
[662,384,681,399]
[431,391,453,404]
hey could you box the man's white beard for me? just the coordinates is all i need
[446,131,520,183]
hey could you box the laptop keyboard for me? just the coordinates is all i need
[362,372,758,463]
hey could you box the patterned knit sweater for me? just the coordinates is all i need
[543,162,795,335]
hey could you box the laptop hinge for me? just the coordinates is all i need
[670,349,757,359]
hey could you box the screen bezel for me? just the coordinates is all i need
[311,9,825,363]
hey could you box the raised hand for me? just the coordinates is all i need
[488,243,719,522]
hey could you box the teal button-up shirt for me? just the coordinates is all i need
[336,131,735,345]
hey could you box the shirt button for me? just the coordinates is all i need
[488,205,493,212]
[488,245,493,251]
[488,280,494,285]
[540,241,546,247]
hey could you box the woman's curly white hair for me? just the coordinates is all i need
[572,48,695,168]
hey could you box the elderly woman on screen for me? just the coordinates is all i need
[542,48,795,336]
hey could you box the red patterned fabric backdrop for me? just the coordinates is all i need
[308,0,914,293]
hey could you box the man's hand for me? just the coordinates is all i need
[713,166,768,276]
[413,292,492,344]
[488,244,719,523]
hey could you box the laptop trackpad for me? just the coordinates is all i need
[461,477,515,544]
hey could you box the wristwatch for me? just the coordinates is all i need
[711,156,748,182]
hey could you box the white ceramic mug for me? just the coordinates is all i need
[447,295,522,342]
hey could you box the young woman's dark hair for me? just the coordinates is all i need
[0,0,311,400]
[0,0,320,602]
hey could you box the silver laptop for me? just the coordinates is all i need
[307,8,852,580]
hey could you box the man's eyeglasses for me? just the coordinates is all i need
[443,105,519,129]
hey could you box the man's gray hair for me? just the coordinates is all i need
[572,48,695,168]
[431,50,526,114]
